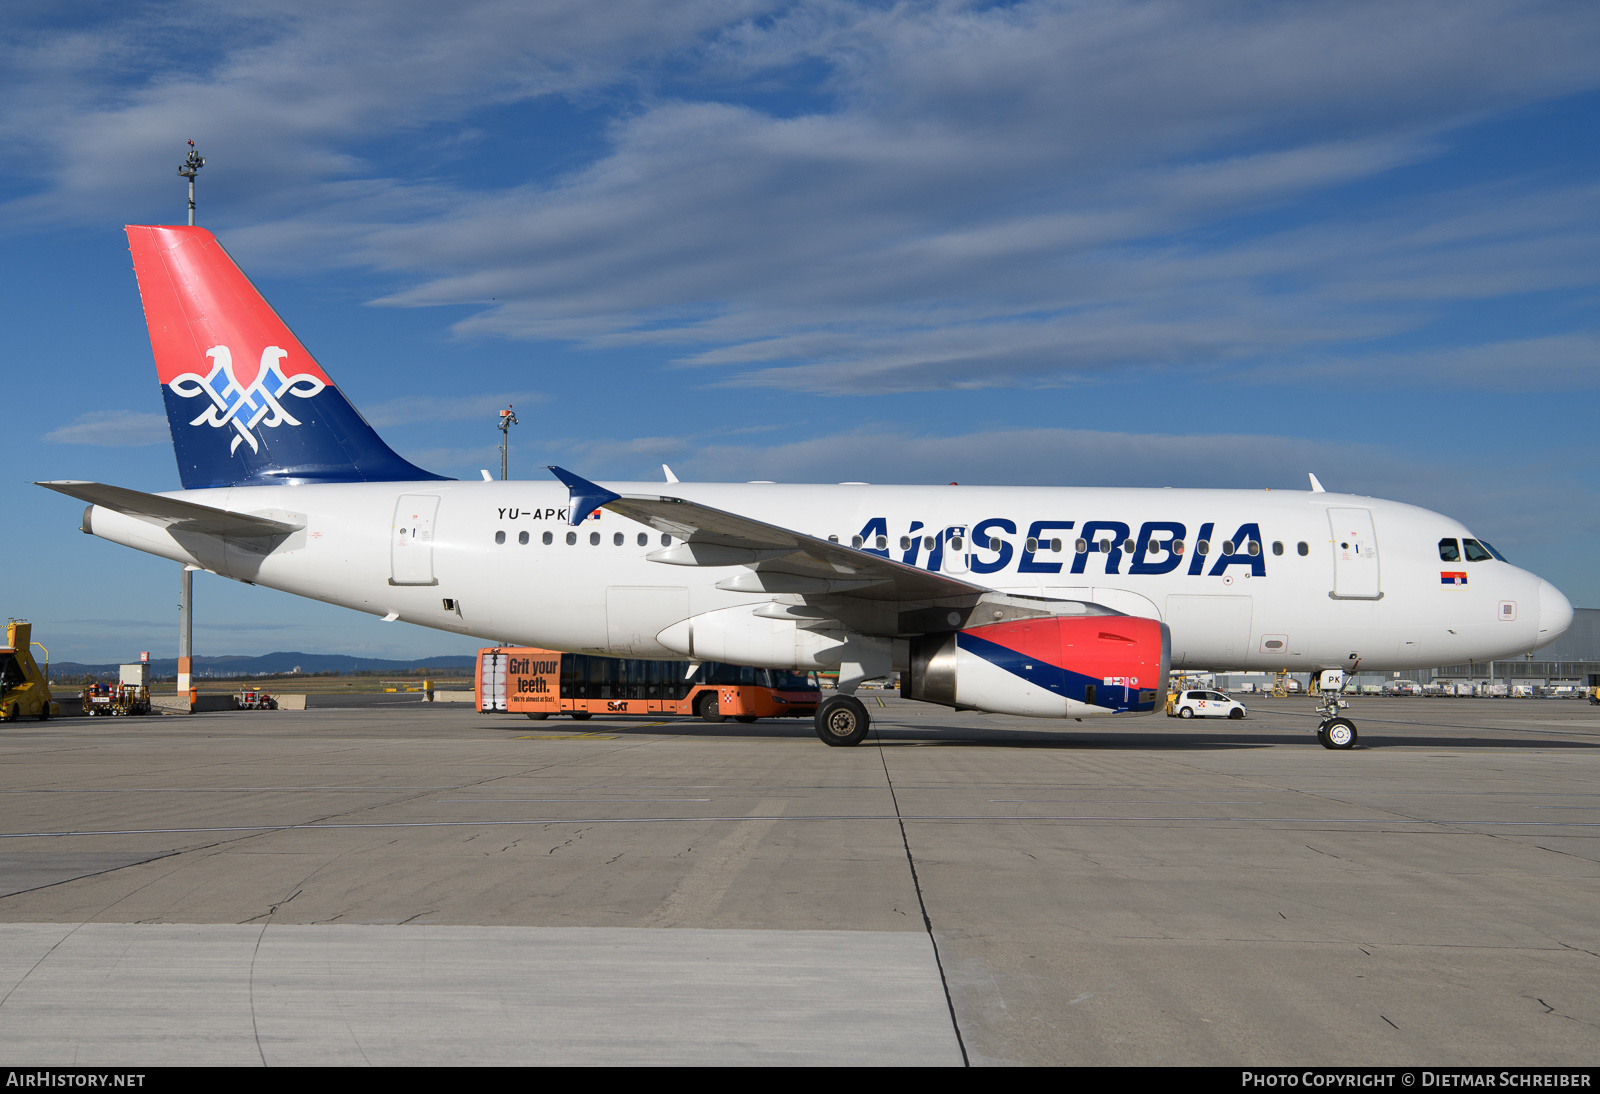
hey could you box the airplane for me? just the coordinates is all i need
[38,225,1575,750]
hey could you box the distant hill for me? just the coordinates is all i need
[45,651,478,680]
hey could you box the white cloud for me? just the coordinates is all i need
[44,411,168,446]
[363,390,544,427]
[4,1,1598,397]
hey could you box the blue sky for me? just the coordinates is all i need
[3,0,1597,663]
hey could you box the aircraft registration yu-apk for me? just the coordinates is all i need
[39,226,1575,749]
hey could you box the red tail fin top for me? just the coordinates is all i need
[127,225,331,390]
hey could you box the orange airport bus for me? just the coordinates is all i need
[476,648,821,722]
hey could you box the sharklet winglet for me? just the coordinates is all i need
[547,466,622,526]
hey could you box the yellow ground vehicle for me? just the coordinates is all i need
[1,621,59,722]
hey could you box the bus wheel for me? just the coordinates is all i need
[700,696,727,723]
[734,715,758,723]
[525,712,550,720]
[815,695,869,746]
[568,710,592,721]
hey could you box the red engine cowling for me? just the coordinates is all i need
[904,615,1170,718]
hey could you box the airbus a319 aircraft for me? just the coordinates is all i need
[39,226,1575,749]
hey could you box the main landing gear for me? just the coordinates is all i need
[1313,692,1358,750]
[814,694,870,746]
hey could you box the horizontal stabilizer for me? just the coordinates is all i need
[36,481,302,537]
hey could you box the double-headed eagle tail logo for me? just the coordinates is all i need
[169,346,326,455]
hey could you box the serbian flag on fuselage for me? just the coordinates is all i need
[1441,571,1468,586]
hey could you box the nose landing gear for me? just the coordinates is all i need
[1314,692,1358,749]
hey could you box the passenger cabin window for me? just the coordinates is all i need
[1272,541,1283,556]
[542,531,552,545]
[1462,539,1493,562]
[638,533,648,547]
[518,531,529,545]
[613,532,624,546]
[566,531,577,545]
[590,532,600,546]
[1297,541,1308,556]
[494,531,505,545]
[1439,538,1461,562]
[900,536,912,550]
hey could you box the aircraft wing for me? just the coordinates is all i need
[548,466,985,604]
[36,481,303,537]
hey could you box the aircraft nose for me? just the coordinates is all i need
[1537,579,1574,646]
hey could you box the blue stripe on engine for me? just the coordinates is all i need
[956,630,1148,712]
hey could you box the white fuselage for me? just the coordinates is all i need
[87,480,1571,673]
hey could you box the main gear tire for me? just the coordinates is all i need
[814,695,870,746]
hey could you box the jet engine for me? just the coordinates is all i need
[904,615,1170,717]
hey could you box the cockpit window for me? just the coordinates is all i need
[1462,539,1493,563]
[1438,538,1460,562]
[1479,540,1508,562]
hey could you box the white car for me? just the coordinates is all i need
[1170,690,1247,720]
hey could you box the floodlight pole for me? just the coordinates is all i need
[178,140,204,227]
[175,141,204,701]
[498,406,519,480]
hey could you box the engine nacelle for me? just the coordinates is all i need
[904,615,1170,718]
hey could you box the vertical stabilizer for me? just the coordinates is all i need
[127,225,447,489]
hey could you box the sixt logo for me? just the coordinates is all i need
[169,345,326,455]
